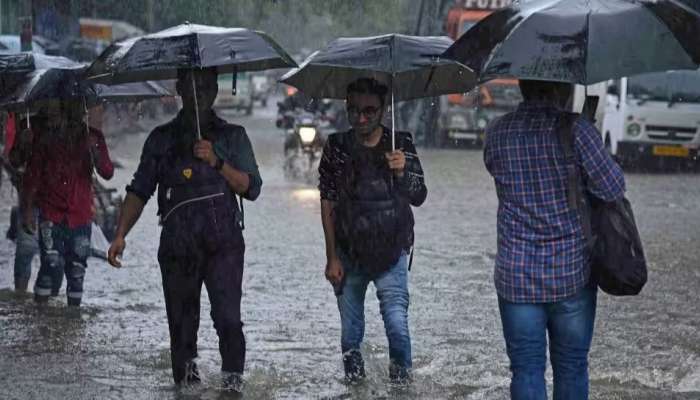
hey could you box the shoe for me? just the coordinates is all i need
[342,350,366,384]
[389,363,411,386]
[222,372,243,393]
[14,278,29,293]
[183,361,201,385]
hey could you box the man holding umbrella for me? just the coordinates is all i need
[90,23,295,390]
[107,67,262,391]
[281,33,473,385]
[319,78,427,384]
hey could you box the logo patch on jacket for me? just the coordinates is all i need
[182,168,193,179]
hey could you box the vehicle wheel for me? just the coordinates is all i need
[604,133,613,155]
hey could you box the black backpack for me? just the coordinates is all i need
[558,113,648,296]
[333,131,414,276]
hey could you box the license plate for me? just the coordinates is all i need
[652,145,689,158]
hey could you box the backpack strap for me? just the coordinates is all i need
[556,113,593,245]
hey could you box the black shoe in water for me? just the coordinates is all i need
[343,350,366,384]
[389,363,411,386]
[222,372,243,393]
[183,361,201,385]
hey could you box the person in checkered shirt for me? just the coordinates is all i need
[484,80,625,399]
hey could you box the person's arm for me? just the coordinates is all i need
[89,128,114,180]
[107,193,145,268]
[107,130,161,267]
[20,134,42,233]
[318,137,343,285]
[387,132,427,207]
[196,127,263,200]
[8,127,32,170]
[574,119,626,202]
[321,199,343,285]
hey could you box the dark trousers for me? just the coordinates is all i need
[158,241,246,383]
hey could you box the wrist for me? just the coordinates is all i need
[214,156,224,171]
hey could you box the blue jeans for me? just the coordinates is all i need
[36,218,91,304]
[12,207,39,284]
[336,252,411,369]
[498,285,597,400]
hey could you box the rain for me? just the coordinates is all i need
[0,1,699,399]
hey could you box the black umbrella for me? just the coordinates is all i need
[0,66,174,130]
[0,53,80,74]
[86,23,297,139]
[0,53,82,94]
[442,0,700,85]
[280,34,476,148]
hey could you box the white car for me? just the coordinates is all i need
[0,35,46,54]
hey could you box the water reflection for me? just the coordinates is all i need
[291,188,320,205]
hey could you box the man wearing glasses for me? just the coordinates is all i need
[318,78,427,384]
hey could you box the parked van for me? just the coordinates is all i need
[600,70,700,164]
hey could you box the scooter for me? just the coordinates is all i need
[283,109,329,183]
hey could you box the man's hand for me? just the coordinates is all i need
[21,208,36,234]
[385,150,406,177]
[325,256,344,286]
[194,140,218,168]
[108,236,126,268]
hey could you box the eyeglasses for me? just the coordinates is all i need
[346,106,381,120]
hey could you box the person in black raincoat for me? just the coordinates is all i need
[107,67,262,392]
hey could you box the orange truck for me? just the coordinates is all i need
[437,0,521,147]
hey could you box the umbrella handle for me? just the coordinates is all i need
[391,82,395,151]
[26,108,30,130]
[191,72,202,141]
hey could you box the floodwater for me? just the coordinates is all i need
[1,100,699,399]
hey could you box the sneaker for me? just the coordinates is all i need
[389,363,411,386]
[222,372,243,393]
[342,350,366,384]
[183,361,201,385]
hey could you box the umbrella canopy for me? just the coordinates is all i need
[280,34,476,101]
[0,66,174,112]
[0,53,82,94]
[0,52,80,74]
[86,23,297,85]
[442,0,700,85]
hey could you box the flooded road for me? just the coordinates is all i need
[1,102,699,399]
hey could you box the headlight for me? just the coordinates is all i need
[627,123,642,137]
[299,127,317,144]
[477,118,489,129]
[449,114,468,130]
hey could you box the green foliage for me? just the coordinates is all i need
[82,0,423,54]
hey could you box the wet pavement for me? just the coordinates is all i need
[1,101,699,399]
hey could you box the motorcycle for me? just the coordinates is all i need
[282,108,330,183]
